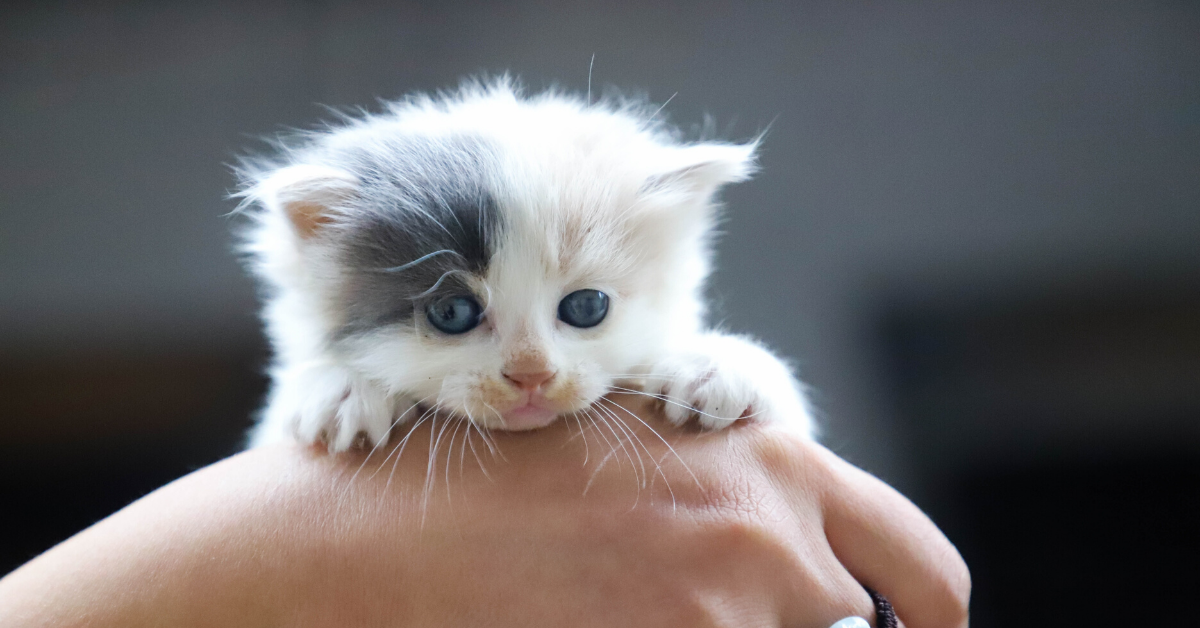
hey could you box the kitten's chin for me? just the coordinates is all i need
[496,405,560,431]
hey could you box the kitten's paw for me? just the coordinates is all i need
[263,363,400,452]
[647,353,761,430]
[645,334,812,434]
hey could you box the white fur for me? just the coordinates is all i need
[239,79,814,451]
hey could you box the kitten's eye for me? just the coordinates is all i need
[558,289,609,328]
[426,295,482,334]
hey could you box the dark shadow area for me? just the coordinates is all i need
[0,349,267,574]
[880,276,1200,627]
[957,450,1197,626]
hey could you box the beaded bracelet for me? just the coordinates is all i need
[865,587,898,628]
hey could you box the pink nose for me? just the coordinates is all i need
[502,369,556,392]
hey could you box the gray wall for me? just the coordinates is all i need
[3,0,1198,487]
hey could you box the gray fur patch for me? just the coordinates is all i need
[317,134,503,337]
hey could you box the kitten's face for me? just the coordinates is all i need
[348,207,661,430]
[248,92,753,430]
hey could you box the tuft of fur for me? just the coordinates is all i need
[236,78,813,451]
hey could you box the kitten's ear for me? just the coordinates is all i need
[249,164,359,238]
[643,142,758,202]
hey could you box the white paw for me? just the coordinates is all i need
[260,363,404,452]
[644,334,813,434]
[647,353,761,430]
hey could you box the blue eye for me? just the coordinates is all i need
[558,289,609,328]
[426,295,482,334]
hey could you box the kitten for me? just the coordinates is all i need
[237,79,813,452]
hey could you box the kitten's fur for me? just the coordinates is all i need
[238,79,813,452]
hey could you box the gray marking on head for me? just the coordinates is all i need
[314,134,504,337]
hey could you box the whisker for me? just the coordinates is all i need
[600,397,691,510]
[602,404,666,507]
[582,407,618,468]
[603,395,702,491]
[607,373,773,419]
[604,403,663,493]
[567,411,591,467]
[378,249,464,273]
[478,403,508,462]
[583,412,629,496]
[650,91,678,120]
[422,411,455,527]
[594,402,648,490]
[444,415,464,509]
[410,268,471,300]
[465,421,494,482]
[481,426,502,461]
[586,53,595,106]
[458,413,471,480]
[382,407,435,488]
[344,395,428,493]
[590,406,640,489]
[467,406,500,459]
[607,385,761,421]
[381,398,439,482]
[584,440,626,495]
[563,410,597,443]
[594,404,652,510]
[373,404,433,483]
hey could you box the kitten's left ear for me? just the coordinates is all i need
[245,164,360,239]
[643,142,758,202]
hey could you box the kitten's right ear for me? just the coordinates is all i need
[642,142,758,205]
[249,164,359,238]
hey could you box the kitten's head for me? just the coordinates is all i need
[240,79,756,430]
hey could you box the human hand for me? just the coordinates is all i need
[0,394,968,627]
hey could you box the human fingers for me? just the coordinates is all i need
[816,445,970,628]
[710,429,879,628]
[813,587,906,628]
[775,553,878,628]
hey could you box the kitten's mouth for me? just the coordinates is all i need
[500,403,560,430]
[473,377,593,431]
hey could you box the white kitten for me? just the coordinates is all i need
[237,79,813,452]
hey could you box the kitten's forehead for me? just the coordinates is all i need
[490,125,659,277]
[327,126,653,336]
[330,134,504,335]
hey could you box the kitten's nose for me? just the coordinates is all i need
[502,369,556,392]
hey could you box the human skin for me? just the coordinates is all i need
[0,395,969,627]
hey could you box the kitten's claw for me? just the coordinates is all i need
[262,364,396,452]
[647,334,812,435]
[649,354,757,430]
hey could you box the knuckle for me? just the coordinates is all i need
[701,517,794,571]
[937,552,973,626]
[748,430,824,487]
[916,543,972,627]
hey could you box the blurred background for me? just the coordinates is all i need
[2,1,1197,624]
